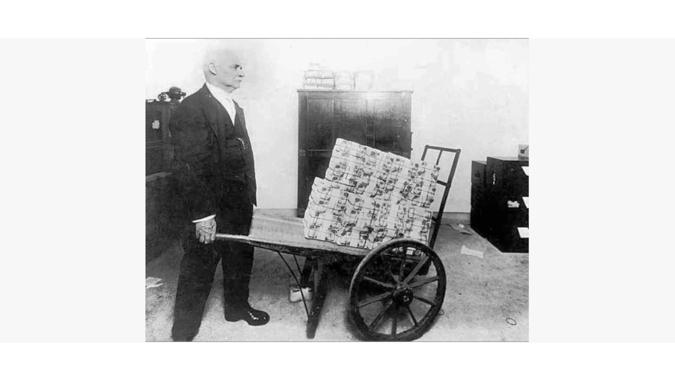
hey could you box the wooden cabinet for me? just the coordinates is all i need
[297,90,413,216]
[145,100,176,176]
[471,157,529,253]
[146,100,179,262]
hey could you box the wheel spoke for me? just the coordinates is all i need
[363,276,396,289]
[391,304,399,336]
[409,275,439,289]
[369,300,393,330]
[357,292,393,308]
[406,305,419,327]
[402,255,429,284]
[388,268,401,285]
[398,248,406,280]
[413,295,437,307]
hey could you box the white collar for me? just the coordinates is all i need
[206,82,234,104]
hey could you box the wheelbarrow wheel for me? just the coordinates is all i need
[348,238,446,341]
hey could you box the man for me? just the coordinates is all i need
[169,49,269,342]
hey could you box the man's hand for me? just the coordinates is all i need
[195,218,217,244]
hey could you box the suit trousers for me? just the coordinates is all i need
[172,189,254,340]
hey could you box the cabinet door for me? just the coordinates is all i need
[369,95,411,157]
[299,96,333,216]
[146,102,175,176]
[335,97,367,145]
[306,97,335,150]
[146,104,166,175]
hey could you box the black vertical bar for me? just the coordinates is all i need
[306,259,328,339]
[422,146,461,250]
[297,91,308,217]
[275,252,310,319]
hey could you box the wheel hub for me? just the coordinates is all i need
[393,286,414,307]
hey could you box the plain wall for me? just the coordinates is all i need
[146,39,529,212]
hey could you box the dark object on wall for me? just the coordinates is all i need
[297,90,413,217]
[157,86,186,103]
[471,157,529,253]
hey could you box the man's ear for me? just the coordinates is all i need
[208,62,218,76]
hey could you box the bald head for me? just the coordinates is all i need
[202,49,245,93]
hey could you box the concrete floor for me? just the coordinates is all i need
[145,213,528,341]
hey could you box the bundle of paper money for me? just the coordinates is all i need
[303,139,440,250]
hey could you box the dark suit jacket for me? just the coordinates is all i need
[169,84,257,223]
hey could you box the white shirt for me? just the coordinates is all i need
[206,82,237,125]
[192,83,238,224]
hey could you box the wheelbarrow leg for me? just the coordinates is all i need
[306,258,328,339]
[299,258,313,288]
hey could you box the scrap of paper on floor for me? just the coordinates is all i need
[522,166,529,176]
[146,277,163,289]
[523,196,529,208]
[450,223,473,235]
[460,245,484,259]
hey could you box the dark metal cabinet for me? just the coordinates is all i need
[297,90,413,216]
[145,100,176,176]
[471,157,529,253]
[146,100,179,262]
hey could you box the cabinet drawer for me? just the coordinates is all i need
[486,157,528,196]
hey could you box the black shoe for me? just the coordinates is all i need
[224,305,270,326]
[171,329,197,342]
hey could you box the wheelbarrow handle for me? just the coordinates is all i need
[214,233,254,244]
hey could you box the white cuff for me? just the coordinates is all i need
[192,214,216,223]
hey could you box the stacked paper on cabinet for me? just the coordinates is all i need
[303,138,440,250]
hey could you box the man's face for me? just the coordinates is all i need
[213,52,245,92]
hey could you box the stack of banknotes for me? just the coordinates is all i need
[303,139,440,249]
